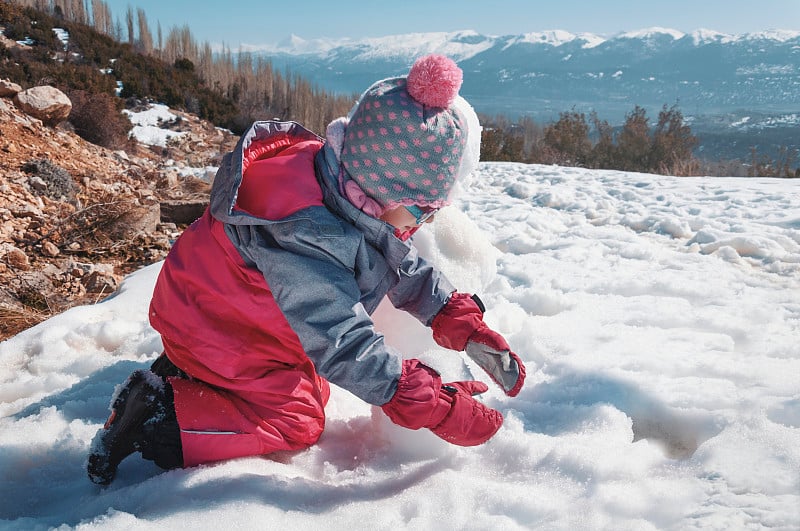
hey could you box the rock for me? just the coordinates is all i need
[158,222,178,232]
[0,220,14,239]
[0,79,22,97]
[160,199,208,225]
[14,270,54,309]
[10,203,44,221]
[114,201,161,238]
[13,86,72,126]
[58,276,86,299]
[135,189,155,202]
[42,241,60,257]
[83,270,119,294]
[159,172,180,189]
[1,244,31,271]
[68,261,93,278]
[28,176,48,194]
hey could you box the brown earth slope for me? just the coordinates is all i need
[0,89,238,339]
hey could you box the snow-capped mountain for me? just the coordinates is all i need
[244,28,800,125]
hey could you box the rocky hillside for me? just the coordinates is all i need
[0,81,238,339]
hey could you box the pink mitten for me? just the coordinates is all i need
[432,292,526,397]
[381,359,503,446]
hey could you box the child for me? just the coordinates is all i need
[88,55,526,485]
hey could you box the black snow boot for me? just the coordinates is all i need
[145,354,184,470]
[87,369,176,485]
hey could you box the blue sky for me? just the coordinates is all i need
[101,0,799,46]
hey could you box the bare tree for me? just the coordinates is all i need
[163,24,198,63]
[156,21,162,57]
[71,0,86,24]
[136,7,152,53]
[124,5,134,45]
[91,0,107,34]
[112,15,123,41]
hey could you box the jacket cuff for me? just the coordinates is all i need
[431,292,485,351]
[381,359,450,430]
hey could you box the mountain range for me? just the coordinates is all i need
[245,28,800,160]
[247,28,799,119]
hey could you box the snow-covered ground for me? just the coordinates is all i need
[123,104,186,147]
[1,163,798,530]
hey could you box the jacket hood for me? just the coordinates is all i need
[209,121,322,225]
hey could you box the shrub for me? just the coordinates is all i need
[750,146,799,178]
[651,104,699,175]
[543,110,592,166]
[589,112,617,169]
[67,89,132,149]
[21,158,75,201]
[615,106,652,172]
[174,57,194,72]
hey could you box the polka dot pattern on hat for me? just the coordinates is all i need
[340,55,469,212]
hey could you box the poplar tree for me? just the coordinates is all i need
[125,5,133,45]
[136,7,152,53]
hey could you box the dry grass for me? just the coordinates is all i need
[0,305,49,341]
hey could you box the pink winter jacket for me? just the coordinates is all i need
[149,122,456,451]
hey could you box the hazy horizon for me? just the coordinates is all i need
[99,0,800,48]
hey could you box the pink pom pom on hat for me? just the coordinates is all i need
[337,54,480,215]
[406,54,464,108]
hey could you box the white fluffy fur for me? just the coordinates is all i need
[325,117,348,161]
[451,95,483,189]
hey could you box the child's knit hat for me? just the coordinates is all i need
[330,55,481,216]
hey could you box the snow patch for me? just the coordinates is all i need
[1,163,799,529]
[123,104,186,147]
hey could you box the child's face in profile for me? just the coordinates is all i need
[379,206,437,232]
